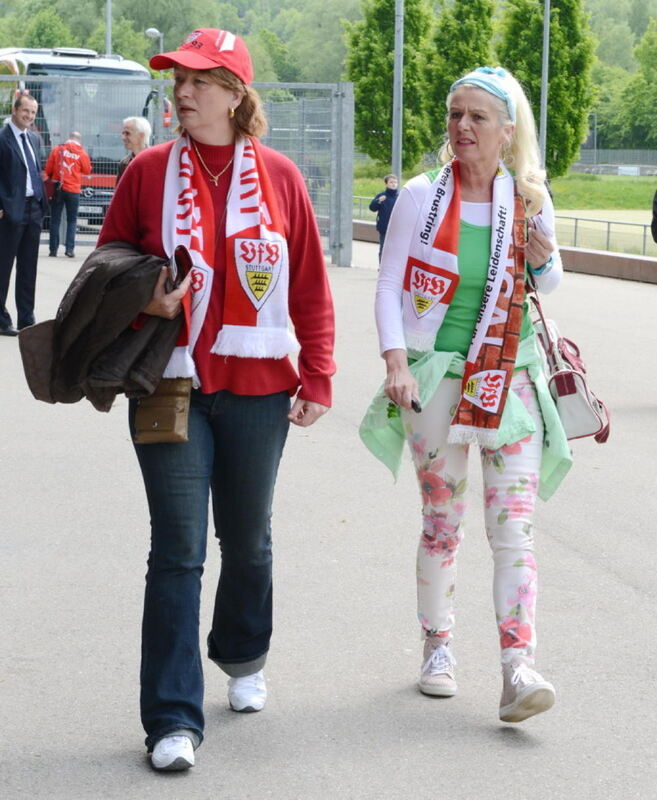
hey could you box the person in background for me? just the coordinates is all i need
[98,28,335,771]
[369,173,399,262]
[0,93,48,335]
[360,66,572,724]
[651,188,657,243]
[45,131,92,258]
[116,116,151,184]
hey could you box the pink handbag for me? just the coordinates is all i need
[530,293,610,443]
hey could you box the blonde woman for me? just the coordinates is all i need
[360,67,571,723]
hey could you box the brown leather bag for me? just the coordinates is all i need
[133,377,192,444]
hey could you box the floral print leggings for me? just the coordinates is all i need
[403,370,543,663]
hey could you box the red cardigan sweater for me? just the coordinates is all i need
[98,139,335,406]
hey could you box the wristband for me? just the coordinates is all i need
[529,255,554,276]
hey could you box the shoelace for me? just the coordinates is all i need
[510,662,540,686]
[158,735,191,753]
[229,671,264,690]
[422,645,456,676]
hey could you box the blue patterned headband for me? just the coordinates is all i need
[449,66,516,124]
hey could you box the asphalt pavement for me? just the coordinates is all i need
[1,242,656,799]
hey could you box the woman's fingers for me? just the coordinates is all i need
[384,371,418,410]
[287,398,329,427]
[526,227,553,268]
[177,270,193,295]
[143,266,189,318]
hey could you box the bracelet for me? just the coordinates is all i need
[529,255,554,275]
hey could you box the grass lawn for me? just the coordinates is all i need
[353,172,656,212]
[550,173,655,210]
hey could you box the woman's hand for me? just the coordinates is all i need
[525,223,554,271]
[288,398,329,427]
[383,348,418,410]
[142,266,193,319]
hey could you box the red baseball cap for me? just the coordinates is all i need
[150,28,253,85]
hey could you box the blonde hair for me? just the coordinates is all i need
[176,66,268,139]
[439,68,547,217]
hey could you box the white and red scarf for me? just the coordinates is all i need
[403,159,526,447]
[161,134,298,383]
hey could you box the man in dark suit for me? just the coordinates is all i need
[0,93,48,336]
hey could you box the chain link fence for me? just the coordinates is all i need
[1,75,353,266]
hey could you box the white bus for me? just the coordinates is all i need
[0,46,171,224]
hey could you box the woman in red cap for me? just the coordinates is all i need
[98,28,335,771]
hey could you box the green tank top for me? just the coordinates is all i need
[435,220,533,357]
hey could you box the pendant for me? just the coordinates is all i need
[211,176,218,186]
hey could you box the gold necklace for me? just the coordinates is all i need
[192,139,234,186]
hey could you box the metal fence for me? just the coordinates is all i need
[578,148,657,166]
[554,215,657,257]
[0,75,354,266]
[353,197,657,257]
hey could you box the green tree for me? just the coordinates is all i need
[289,0,361,83]
[628,0,657,41]
[593,20,637,72]
[345,0,432,168]
[114,0,221,55]
[614,19,657,147]
[259,29,301,82]
[86,17,150,65]
[270,7,304,43]
[498,0,595,177]
[52,0,104,43]
[214,2,249,36]
[589,61,632,148]
[0,13,19,47]
[586,0,631,34]
[424,0,495,138]
[24,7,76,48]
[243,33,278,81]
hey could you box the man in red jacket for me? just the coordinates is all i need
[45,131,92,258]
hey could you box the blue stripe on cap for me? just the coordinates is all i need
[449,67,516,124]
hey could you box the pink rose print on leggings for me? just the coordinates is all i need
[499,616,533,649]
[421,512,462,566]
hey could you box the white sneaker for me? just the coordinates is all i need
[151,734,195,771]
[499,660,555,723]
[228,670,267,712]
[418,641,457,697]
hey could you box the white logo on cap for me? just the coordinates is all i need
[185,31,202,44]
[215,31,236,51]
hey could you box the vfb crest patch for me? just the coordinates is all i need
[406,258,457,318]
[464,369,506,413]
[235,238,283,310]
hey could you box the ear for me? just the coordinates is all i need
[231,88,246,110]
[502,123,515,146]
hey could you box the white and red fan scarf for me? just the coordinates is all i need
[402,159,526,447]
[161,135,298,383]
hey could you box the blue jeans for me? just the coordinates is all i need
[49,189,79,254]
[129,388,291,750]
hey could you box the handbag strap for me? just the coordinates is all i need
[528,278,611,444]
[527,285,561,374]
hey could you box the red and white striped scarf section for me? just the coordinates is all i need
[402,160,525,447]
[161,135,298,383]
